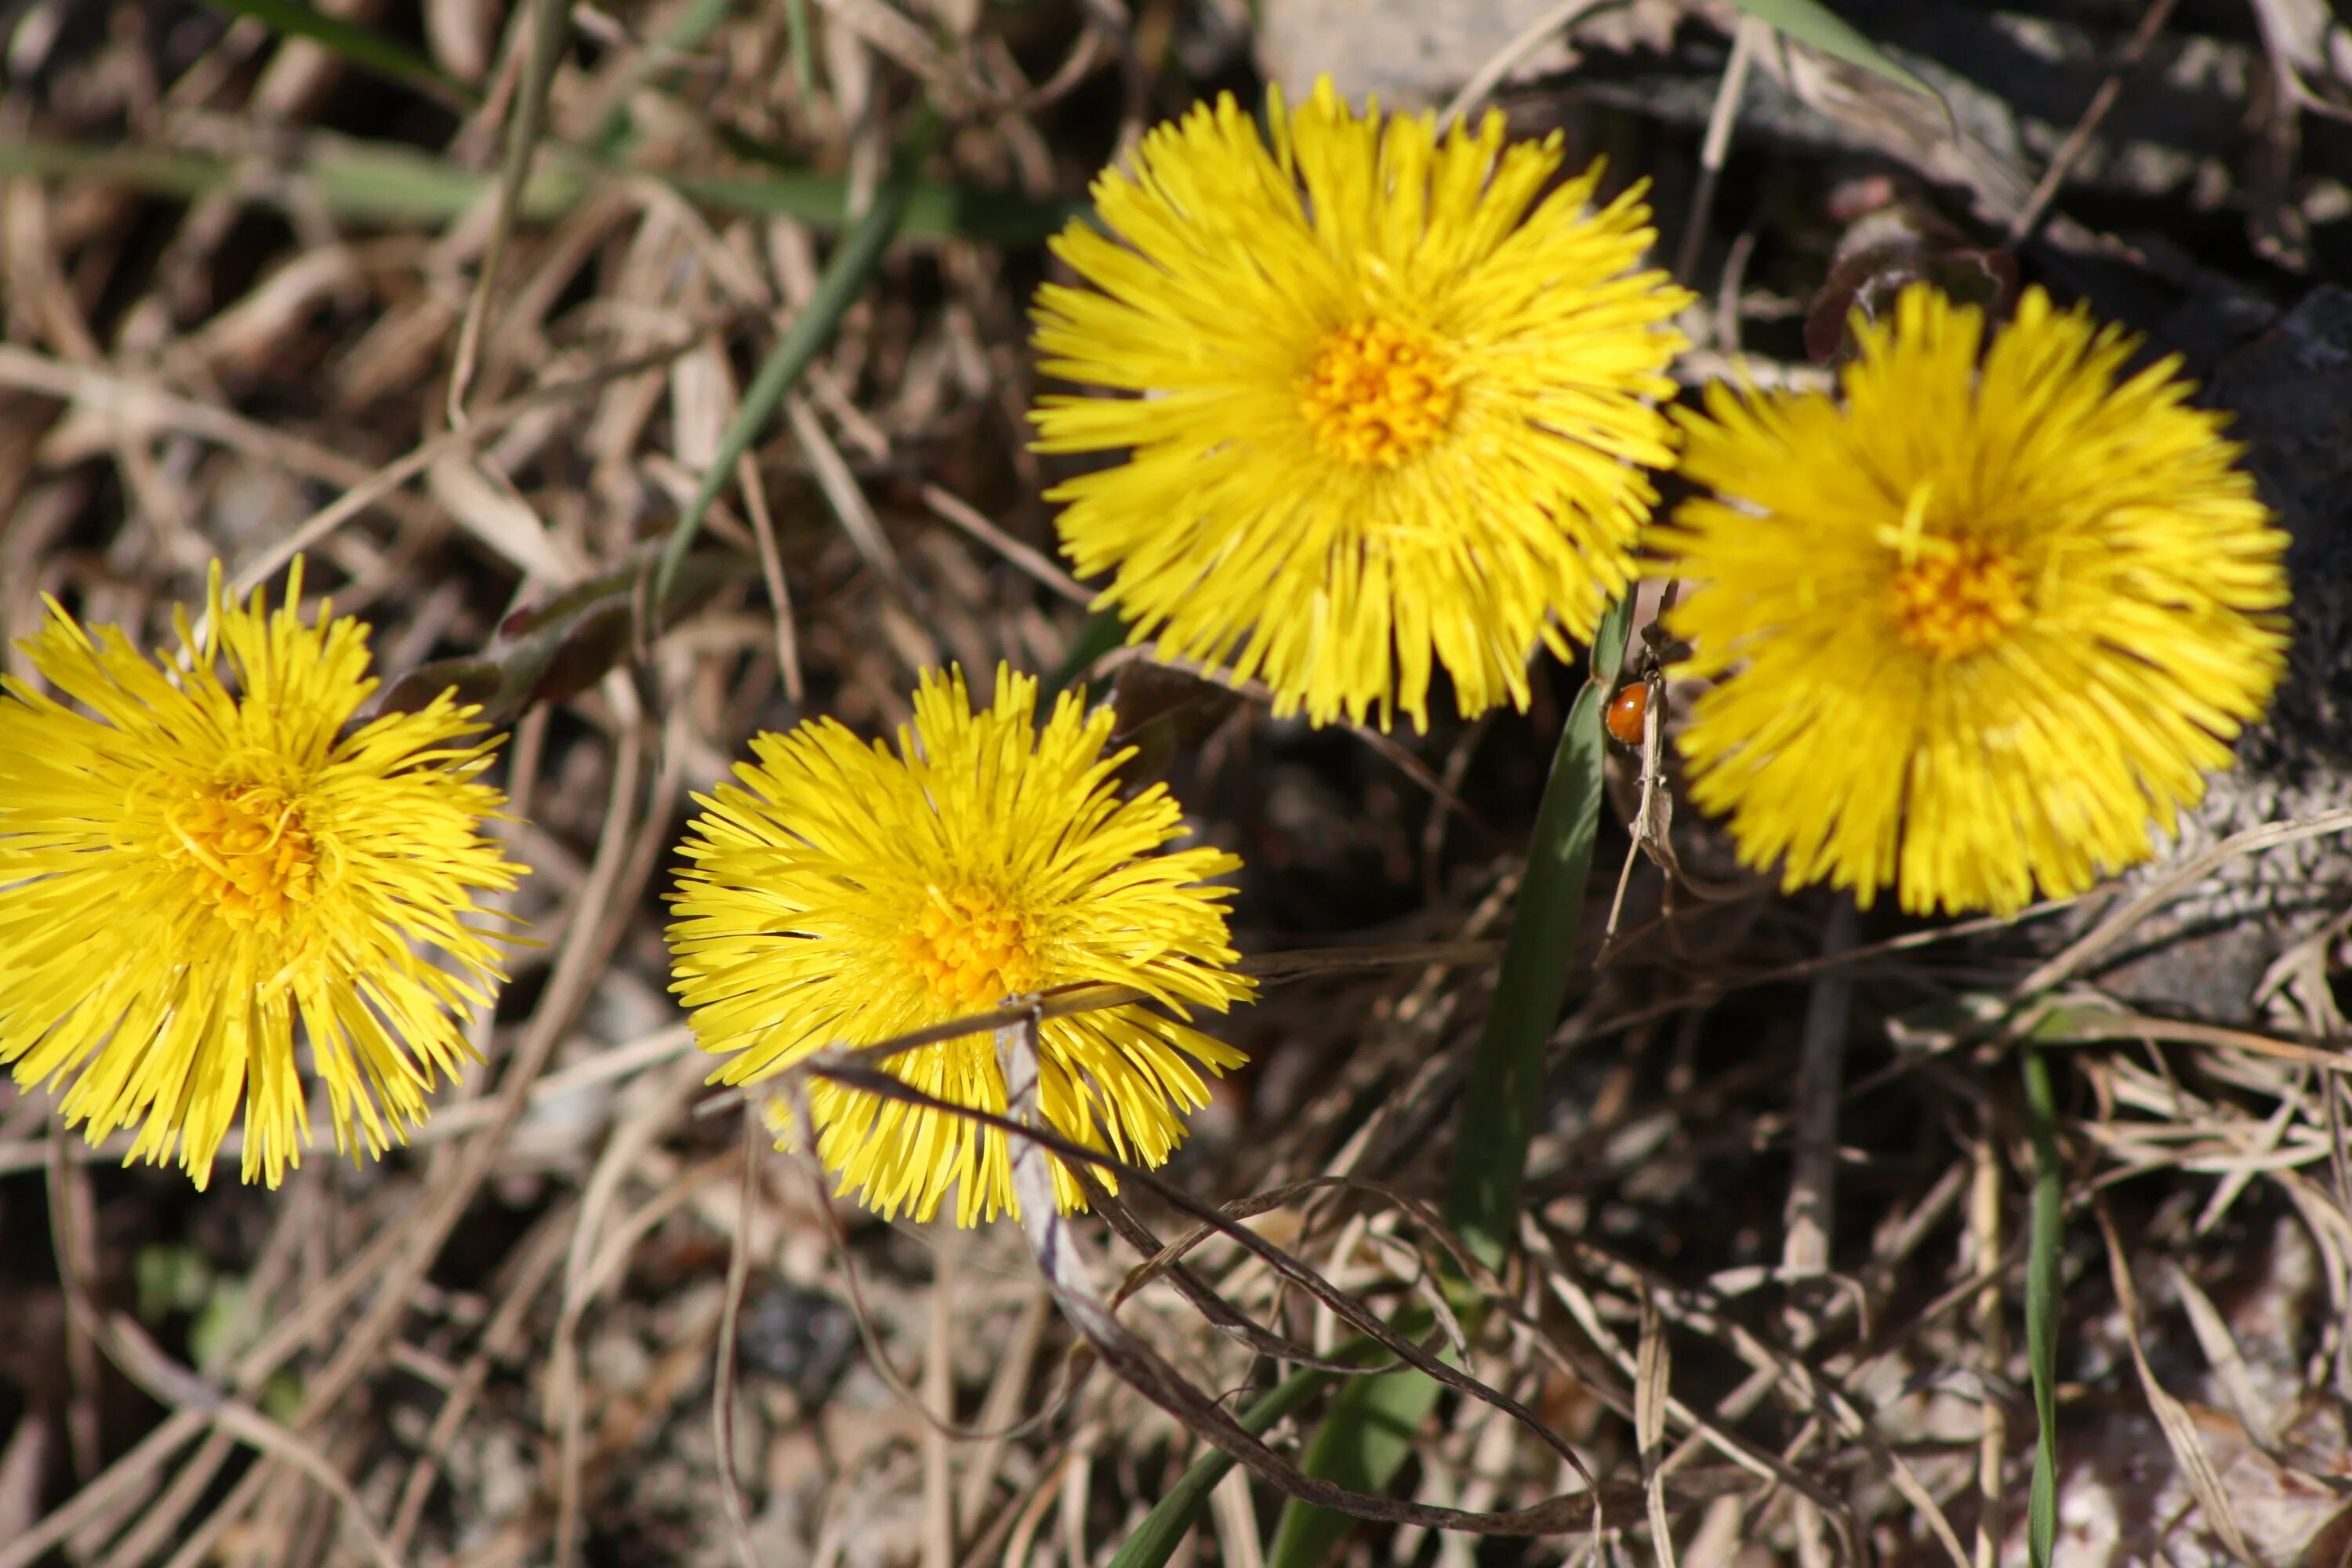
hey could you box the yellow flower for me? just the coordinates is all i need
[0,563,523,1187]
[1649,285,2290,915]
[669,664,1251,1225]
[1030,78,1691,731]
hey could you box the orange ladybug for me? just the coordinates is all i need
[1605,682,1649,745]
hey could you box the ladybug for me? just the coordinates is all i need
[1605,682,1650,745]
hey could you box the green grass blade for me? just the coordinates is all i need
[585,0,740,154]
[0,135,1070,243]
[1725,0,1948,118]
[1265,598,1635,1568]
[655,131,927,602]
[0,135,580,223]
[784,0,817,107]
[0,140,229,200]
[198,0,475,108]
[1105,1363,1334,1568]
[1443,590,1632,1269]
[1262,1334,1444,1568]
[677,166,1084,245]
[2020,1040,2063,1568]
[312,138,583,223]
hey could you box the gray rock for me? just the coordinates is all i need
[1256,0,1565,107]
[2067,286,2352,1019]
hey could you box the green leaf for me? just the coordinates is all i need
[1105,1363,1334,1568]
[259,1370,305,1425]
[1443,591,1632,1269]
[1263,1319,1445,1568]
[2020,1041,2063,1568]
[1726,0,1948,116]
[654,124,929,603]
[372,547,746,728]
[1267,599,1635,1567]
[198,0,475,109]
[133,1245,214,1323]
[189,1279,255,1374]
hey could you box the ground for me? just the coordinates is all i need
[2,2,2352,1566]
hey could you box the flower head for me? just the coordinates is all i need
[1030,78,1691,731]
[1649,285,2290,915]
[0,563,523,1187]
[669,665,1251,1225]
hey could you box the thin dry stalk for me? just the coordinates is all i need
[1672,15,1767,287]
[1439,0,1617,130]
[2092,1203,2260,1563]
[2020,809,2352,993]
[1969,1131,2007,1568]
[2006,0,2184,245]
[923,1236,958,1568]
[712,1115,765,1568]
[1635,1290,1679,1568]
[1783,898,1859,1276]
[955,1287,1054,1526]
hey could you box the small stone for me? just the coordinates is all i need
[1255,0,1578,107]
[735,1282,860,1405]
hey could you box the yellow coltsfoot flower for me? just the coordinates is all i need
[1649,284,2291,916]
[1031,78,1692,731]
[0,563,524,1187]
[668,664,1251,1225]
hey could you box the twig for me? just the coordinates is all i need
[2092,1201,2259,1563]
[713,1116,764,1568]
[230,336,708,594]
[0,1024,691,1178]
[689,941,1501,1120]
[0,344,431,530]
[2005,0,2182,247]
[920,483,1091,604]
[922,1235,957,1568]
[787,390,903,589]
[387,1207,578,1554]
[1782,897,1860,1568]
[739,442,806,704]
[821,1032,1603,1505]
[209,676,662,1563]
[448,0,572,423]
[44,1139,404,1568]
[1969,1130,2006,1568]
[1784,899,1860,1276]
[550,1050,717,1568]
[2018,808,2352,995]
[1439,0,1616,131]
[1673,16,1766,288]
[1634,1290,1679,1568]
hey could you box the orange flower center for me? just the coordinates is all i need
[170,782,319,931]
[1298,318,1458,467]
[901,884,1040,1012]
[1886,542,2028,659]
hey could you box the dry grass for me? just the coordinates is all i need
[3,2,2351,1566]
